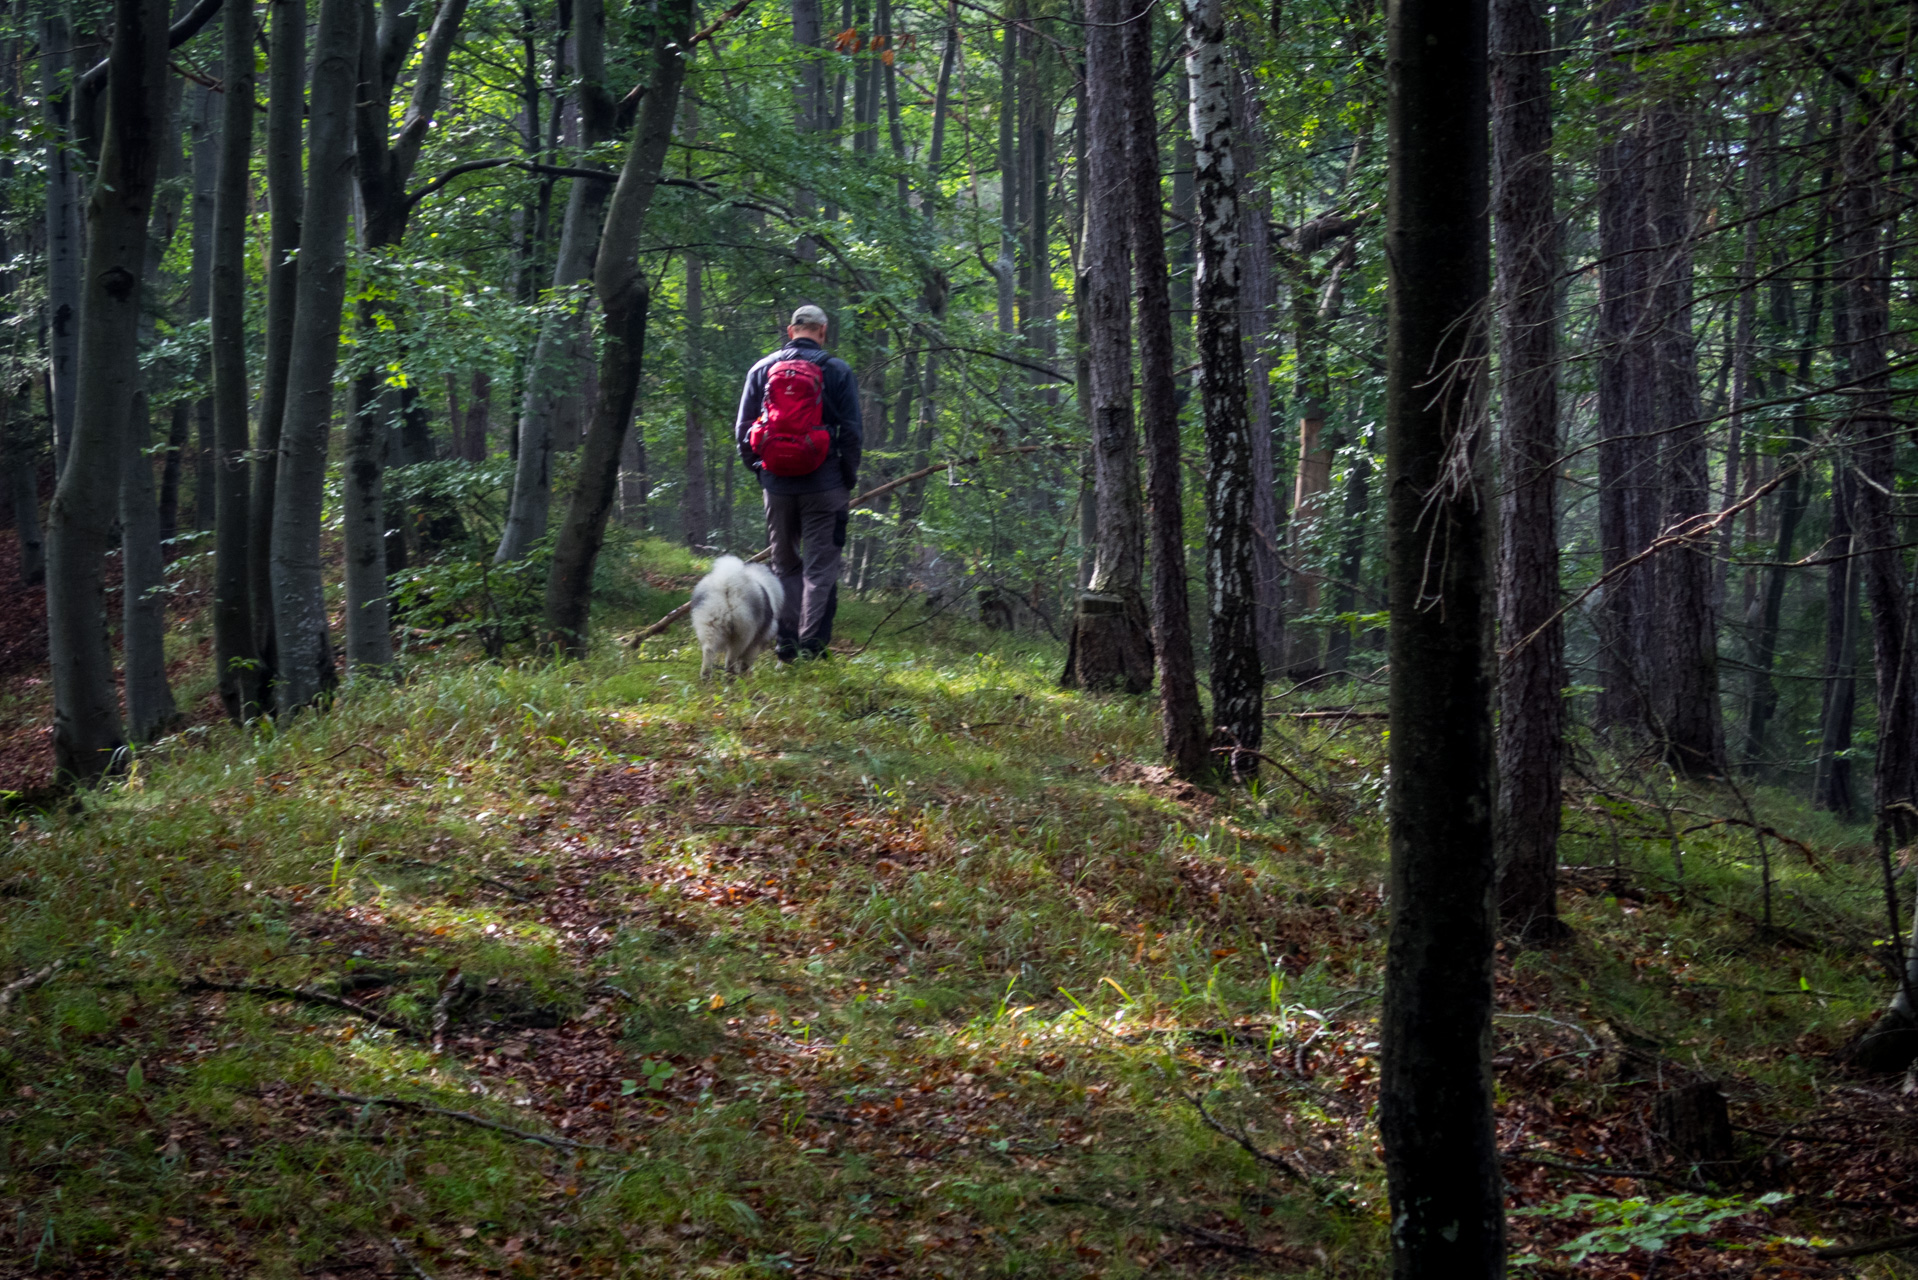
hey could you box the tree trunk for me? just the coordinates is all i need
[1812,461,1859,818]
[1836,110,1918,851]
[681,250,710,546]
[1123,0,1208,781]
[41,8,82,478]
[9,456,42,586]
[210,0,262,721]
[1186,0,1262,773]
[0,102,41,586]
[543,0,691,655]
[254,0,305,672]
[166,81,214,544]
[1592,3,1655,742]
[498,0,612,564]
[268,0,361,713]
[1645,107,1724,777]
[1491,0,1566,947]
[1060,0,1152,695]
[121,67,187,744]
[1743,155,1830,770]
[1380,0,1503,1274]
[47,0,171,782]
[1232,63,1284,673]
[341,0,471,674]
[995,2,1018,334]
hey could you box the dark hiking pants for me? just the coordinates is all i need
[763,487,848,652]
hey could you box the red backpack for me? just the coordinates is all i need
[747,348,833,477]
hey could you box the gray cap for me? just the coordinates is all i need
[790,304,829,329]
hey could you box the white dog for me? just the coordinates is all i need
[689,555,785,679]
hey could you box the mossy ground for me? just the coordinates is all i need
[0,559,1912,1277]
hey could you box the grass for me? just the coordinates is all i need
[0,567,1912,1278]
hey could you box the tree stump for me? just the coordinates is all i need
[1653,1081,1733,1163]
[1060,590,1154,694]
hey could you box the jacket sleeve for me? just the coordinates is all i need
[825,359,862,491]
[735,361,765,470]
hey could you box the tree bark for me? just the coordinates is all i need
[681,249,710,546]
[1592,2,1655,742]
[212,0,262,721]
[47,0,172,781]
[41,8,83,478]
[1123,0,1207,781]
[498,0,613,564]
[1380,0,1502,1274]
[1232,62,1284,674]
[1645,106,1724,777]
[0,102,42,585]
[1743,154,1829,771]
[121,65,187,744]
[168,80,215,543]
[268,0,361,713]
[543,0,692,654]
[1812,461,1859,818]
[1060,0,1152,695]
[1491,0,1566,946]
[1837,108,1917,849]
[1186,0,1262,774]
[253,0,305,671]
[342,0,472,675]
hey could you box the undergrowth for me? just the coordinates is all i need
[0,570,1911,1278]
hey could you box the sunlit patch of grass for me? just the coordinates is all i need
[6,579,1904,1273]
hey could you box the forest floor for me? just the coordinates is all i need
[0,541,1915,1278]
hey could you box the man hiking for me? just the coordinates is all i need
[735,304,863,661]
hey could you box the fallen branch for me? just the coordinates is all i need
[1207,746,1322,800]
[389,1238,438,1280]
[1182,1092,1310,1183]
[629,445,1047,644]
[181,978,422,1037]
[0,960,64,1014]
[430,970,462,1054]
[316,1089,609,1152]
[1814,1231,1918,1261]
[1283,710,1389,722]
[1674,814,1825,873]
[1502,1150,1707,1191]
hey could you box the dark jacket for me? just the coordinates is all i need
[734,337,862,496]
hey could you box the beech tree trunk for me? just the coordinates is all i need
[1060,0,1152,695]
[341,0,472,675]
[121,69,187,744]
[268,0,361,712]
[40,8,82,477]
[498,0,613,564]
[47,0,171,781]
[681,250,710,547]
[212,0,262,721]
[1491,0,1566,946]
[543,0,692,654]
[1123,0,1208,781]
[1186,0,1262,773]
[253,0,305,671]
[1379,0,1503,1273]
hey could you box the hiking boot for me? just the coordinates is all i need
[798,641,831,661]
